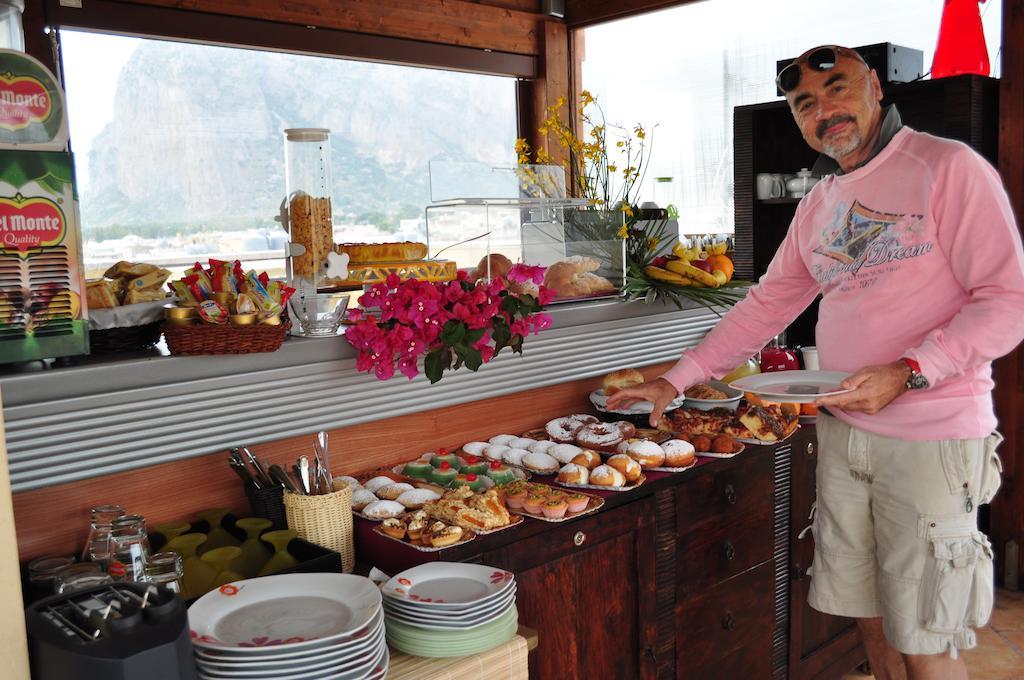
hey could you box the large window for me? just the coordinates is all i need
[60,30,519,279]
[582,0,1003,234]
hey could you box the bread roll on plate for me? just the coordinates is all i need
[603,368,644,395]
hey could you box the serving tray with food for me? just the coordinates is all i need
[499,480,604,522]
[663,397,800,446]
[393,450,531,489]
[373,510,477,552]
[348,472,446,521]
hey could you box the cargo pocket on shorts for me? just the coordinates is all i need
[977,432,1004,506]
[920,518,994,634]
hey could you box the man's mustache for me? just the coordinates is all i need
[817,115,856,139]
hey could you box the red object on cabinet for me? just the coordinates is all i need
[931,0,991,78]
[759,342,800,373]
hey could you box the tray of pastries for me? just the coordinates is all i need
[348,471,445,521]
[374,510,476,552]
[420,486,522,535]
[393,449,531,490]
[662,401,798,445]
[499,480,604,522]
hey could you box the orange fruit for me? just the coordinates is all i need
[706,254,734,282]
[801,403,819,416]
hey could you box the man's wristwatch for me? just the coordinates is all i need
[900,357,929,390]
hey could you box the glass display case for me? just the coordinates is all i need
[424,161,625,301]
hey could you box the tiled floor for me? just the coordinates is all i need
[843,589,1024,679]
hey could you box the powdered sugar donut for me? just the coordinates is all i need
[488,434,517,446]
[575,422,626,453]
[615,421,637,439]
[621,439,665,468]
[484,444,511,461]
[662,439,697,467]
[461,441,490,456]
[508,437,537,450]
[522,451,559,474]
[528,440,556,454]
[503,448,531,466]
[544,414,599,443]
[548,443,583,464]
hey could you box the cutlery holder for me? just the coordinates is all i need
[284,486,354,573]
[245,485,287,530]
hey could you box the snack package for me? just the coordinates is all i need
[125,267,171,292]
[123,288,168,305]
[241,270,280,314]
[104,261,159,280]
[209,259,236,293]
[85,279,119,309]
[182,274,207,305]
[184,262,214,299]
[169,280,199,307]
[197,299,228,324]
[266,280,296,308]
[234,293,257,314]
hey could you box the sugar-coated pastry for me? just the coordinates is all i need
[363,476,397,494]
[589,465,626,487]
[542,498,569,519]
[522,451,559,474]
[662,439,697,467]
[570,450,604,470]
[575,422,625,453]
[615,421,638,439]
[502,448,531,467]
[461,441,490,456]
[508,437,537,450]
[602,368,645,395]
[335,475,361,490]
[484,444,511,461]
[488,434,517,446]
[548,443,583,464]
[362,499,405,519]
[565,493,590,513]
[621,439,666,468]
[528,440,556,453]
[375,482,414,500]
[396,488,441,509]
[606,453,643,482]
[557,463,589,485]
[381,518,406,539]
[351,488,378,511]
[544,414,599,443]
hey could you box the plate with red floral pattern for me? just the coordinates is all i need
[381,562,515,608]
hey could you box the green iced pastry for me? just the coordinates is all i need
[451,473,488,492]
[430,461,458,486]
[484,460,516,485]
[460,455,489,475]
[430,449,462,469]
[402,461,433,480]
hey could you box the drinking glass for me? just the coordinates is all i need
[110,515,150,582]
[28,556,76,592]
[144,552,184,595]
[81,504,125,567]
[194,508,240,554]
[164,533,214,600]
[258,529,298,576]
[234,518,272,578]
[54,563,112,594]
[201,546,244,589]
[289,292,349,337]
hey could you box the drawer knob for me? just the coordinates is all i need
[573,531,586,547]
[724,484,737,505]
[722,612,737,632]
[724,541,736,561]
[806,442,815,457]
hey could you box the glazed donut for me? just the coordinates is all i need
[606,453,643,482]
[488,434,517,446]
[522,451,560,474]
[575,422,625,453]
[544,414,597,443]
[528,440,556,454]
[557,463,590,485]
[570,450,603,470]
[662,439,696,467]
[589,465,626,488]
[548,443,583,464]
[508,437,538,450]
[461,441,490,456]
[621,439,666,468]
[484,444,511,461]
[615,421,637,439]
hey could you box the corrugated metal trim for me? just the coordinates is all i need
[5,306,720,491]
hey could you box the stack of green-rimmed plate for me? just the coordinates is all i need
[381,562,518,658]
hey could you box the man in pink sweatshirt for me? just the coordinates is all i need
[609,45,1024,679]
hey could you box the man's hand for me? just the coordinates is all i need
[605,377,680,427]
[816,361,910,414]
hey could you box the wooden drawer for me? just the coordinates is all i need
[675,562,775,679]
[676,510,772,595]
[676,447,773,538]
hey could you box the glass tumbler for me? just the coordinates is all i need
[81,504,125,567]
[54,563,112,594]
[289,291,349,337]
[109,515,150,582]
[144,552,184,595]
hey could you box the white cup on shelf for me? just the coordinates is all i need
[801,346,819,371]
[756,173,785,200]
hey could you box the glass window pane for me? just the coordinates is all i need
[59,30,519,279]
[582,0,1003,234]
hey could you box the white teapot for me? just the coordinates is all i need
[786,168,819,198]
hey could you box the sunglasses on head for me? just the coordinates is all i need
[776,45,867,93]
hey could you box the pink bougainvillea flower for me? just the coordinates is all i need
[507,263,547,285]
[538,287,557,306]
[397,354,419,380]
[385,273,402,288]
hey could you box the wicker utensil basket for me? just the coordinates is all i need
[162,321,289,355]
[284,485,354,573]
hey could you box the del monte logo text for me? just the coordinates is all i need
[0,73,51,131]
[0,194,65,258]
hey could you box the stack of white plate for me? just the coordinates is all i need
[381,562,518,658]
[188,573,386,680]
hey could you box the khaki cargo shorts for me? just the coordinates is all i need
[806,413,1004,657]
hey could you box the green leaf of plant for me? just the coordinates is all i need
[425,349,445,384]
[491,316,510,351]
[466,328,486,344]
[440,319,466,346]
[501,296,518,316]
[510,334,524,354]
[463,346,483,371]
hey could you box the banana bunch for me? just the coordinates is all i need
[707,240,729,256]
[647,240,728,288]
[671,242,702,262]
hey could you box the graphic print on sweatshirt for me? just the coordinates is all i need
[811,199,929,292]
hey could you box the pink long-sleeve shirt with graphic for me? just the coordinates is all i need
[662,127,1024,440]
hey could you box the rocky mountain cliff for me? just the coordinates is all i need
[81,41,517,235]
